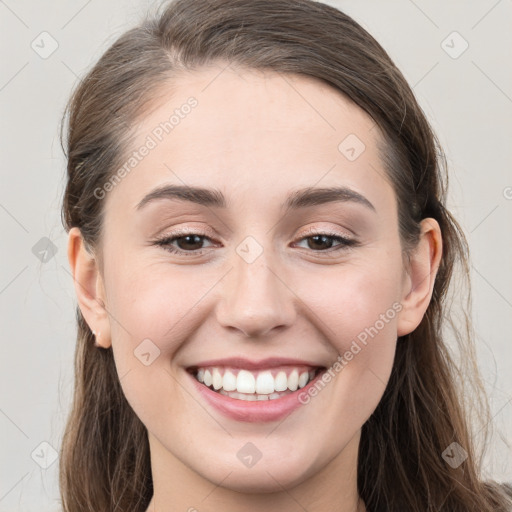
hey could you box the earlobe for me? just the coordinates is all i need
[67,227,112,348]
[396,218,443,337]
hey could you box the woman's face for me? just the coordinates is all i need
[83,64,425,493]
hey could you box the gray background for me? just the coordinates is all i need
[1,0,511,510]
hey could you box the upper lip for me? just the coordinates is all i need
[187,357,325,371]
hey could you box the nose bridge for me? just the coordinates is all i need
[216,235,296,338]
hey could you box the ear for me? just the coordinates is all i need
[67,227,111,348]
[397,218,443,337]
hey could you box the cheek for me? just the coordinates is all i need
[104,261,222,405]
[106,258,209,346]
[105,267,205,432]
[293,254,402,411]
[299,252,403,346]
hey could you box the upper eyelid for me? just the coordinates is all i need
[157,219,357,239]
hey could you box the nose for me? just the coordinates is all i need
[215,249,296,338]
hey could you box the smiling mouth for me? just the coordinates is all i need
[187,366,325,401]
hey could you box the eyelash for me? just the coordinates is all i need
[151,228,359,257]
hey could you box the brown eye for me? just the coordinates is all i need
[153,232,215,256]
[174,234,206,251]
[306,235,337,251]
[295,232,358,252]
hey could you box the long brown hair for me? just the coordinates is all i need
[59,1,512,510]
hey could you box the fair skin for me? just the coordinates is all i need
[68,64,442,512]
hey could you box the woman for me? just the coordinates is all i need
[59,0,512,510]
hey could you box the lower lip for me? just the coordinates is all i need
[187,369,325,422]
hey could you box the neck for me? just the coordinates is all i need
[145,429,366,512]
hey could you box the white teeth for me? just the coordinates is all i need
[298,371,309,388]
[222,370,237,391]
[194,366,320,395]
[219,389,291,401]
[212,368,223,390]
[288,369,299,391]
[236,370,256,394]
[274,371,288,392]
[255,371,274,394]
[219,390,258,401]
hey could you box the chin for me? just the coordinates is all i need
[215,466,309,493]
[197,452,318,493]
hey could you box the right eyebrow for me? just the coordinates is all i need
[136,184,226,211]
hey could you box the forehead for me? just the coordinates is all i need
[103,64,393,219]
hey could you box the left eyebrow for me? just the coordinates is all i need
[283,186,376,213]
[135,184,376,213]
